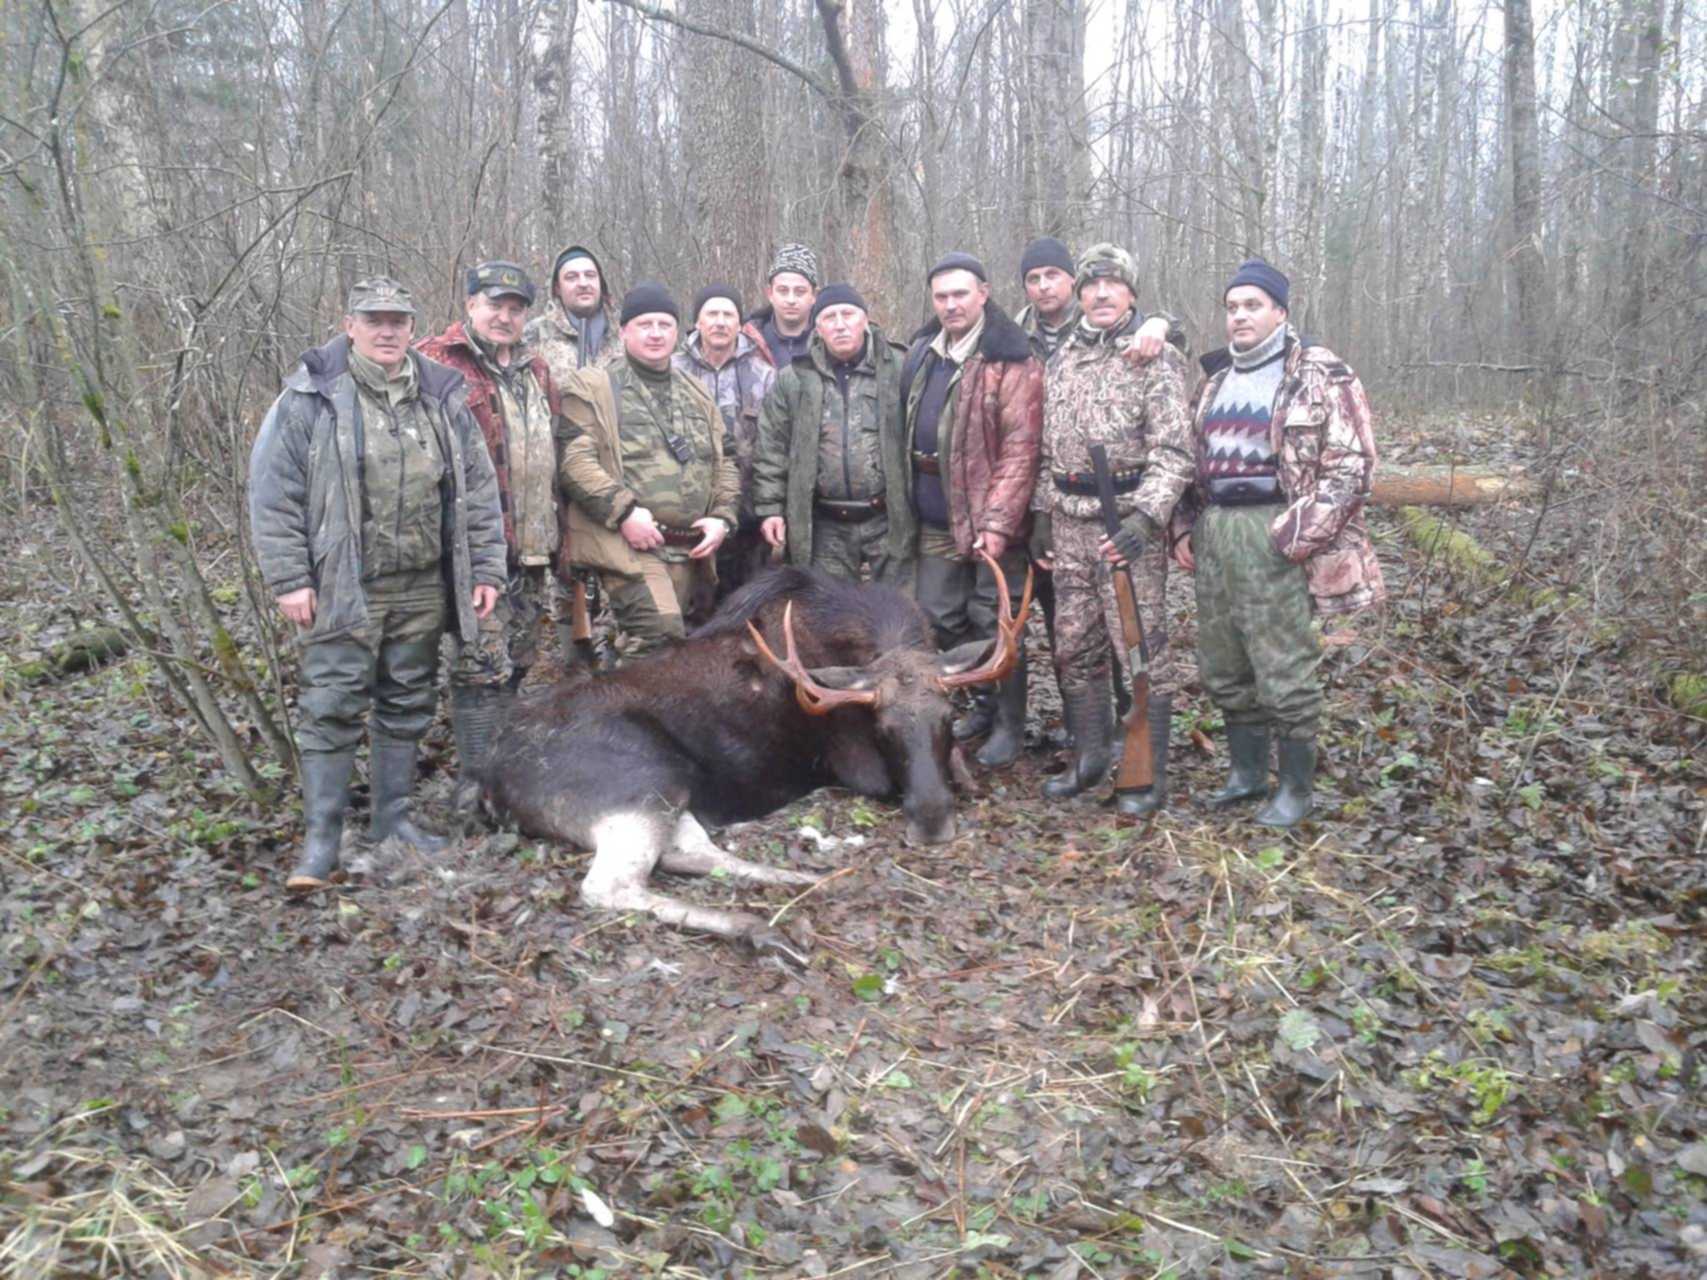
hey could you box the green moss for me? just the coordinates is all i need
[1666,672,1707,719]
[1398,507,1496,578]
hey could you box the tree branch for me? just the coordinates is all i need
[600,0,839,102]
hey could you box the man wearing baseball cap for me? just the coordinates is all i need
[1169,259,1384,827]
[249,276,508,889]
[416,260,571,809]
[558,283,739,657]
[1031,244,1194,815]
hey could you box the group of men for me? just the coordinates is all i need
[249,235,1384,890]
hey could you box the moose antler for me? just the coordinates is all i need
[747,603,881,715]
[935,549,1035,690]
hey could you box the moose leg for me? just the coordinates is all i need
[581,811,761,939]
[657,813,817,888]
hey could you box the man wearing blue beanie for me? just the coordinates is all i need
[1168,259,1385,827]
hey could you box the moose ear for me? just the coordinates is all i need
[935,638,995,676]
[806,664,878,690]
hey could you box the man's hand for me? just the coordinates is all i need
[972,530,1008,561]
[277,587,317,628]
[1173,534,1195,572]
[760,515,787,549]
[689,516,728,560]
[472,584,499,618]
[1100,515,1151,566]
[1121,315,1171,366]
[620,505,664,551]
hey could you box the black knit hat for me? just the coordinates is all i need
[619,281,680,326]
[1019,236,1074,280]
[1225,259,1289,310]
[927,251,987,285]
[811,283,868,324]
[550,244,609,303]
[693,283,743,323]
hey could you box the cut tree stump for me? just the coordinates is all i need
[1371,467,1539,507]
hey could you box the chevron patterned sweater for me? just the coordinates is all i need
[1199,324,1286,481]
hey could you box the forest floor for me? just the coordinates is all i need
[1,411,1703,1279]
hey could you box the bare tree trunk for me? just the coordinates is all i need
[682,0,769,292]
[1020,0,1089,242]
[1503,0,1549,374]
[534,0,580,239]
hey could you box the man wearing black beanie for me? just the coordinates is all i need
[557,283,740,658]
[752,284,916,584]
[1014,235,1183,364]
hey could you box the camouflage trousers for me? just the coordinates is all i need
[914,526,1028,650]
[298,569,444,752]
[809,512,911,589]
[599,554,711,660]
[1194,503,1322,739]
[1050,513,1180,697]
[449,563,551,690]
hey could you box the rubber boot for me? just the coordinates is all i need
[449,684,507,813]
[368,735,448,851]
[286,750,356,890]
[952,687,995,742]
[1255,736,1316,828]
[1043,683,1114,800]
[975,651,1028,768]
[1209,722,1271,808]
[1115,695,1172,817]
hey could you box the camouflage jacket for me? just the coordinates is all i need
[413,323,572,582]
[558,359,739,576]
[248,335,507,646]
[1171,333,1386,616]
[751,328,915,570]
[525,298,621,385]
[1034,312,1195,534]
[673,331,777,530]
[900,301,1042,557]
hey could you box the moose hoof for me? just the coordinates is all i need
[747,927,810,969]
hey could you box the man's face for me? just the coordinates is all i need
[816,304,868,362]
[345,310,415,371]
[1224,285,1286,351]
[930,269,988,340]
[555,257,603,317]
[1079,275,1135,331]
[622,313,679,370]
[696,299,740,358]
[1023,266,1075,322]
[767,272,816,335]
[466,291,529,350]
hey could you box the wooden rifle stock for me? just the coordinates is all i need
[569,578,593,643]
[1089,445,1154,794]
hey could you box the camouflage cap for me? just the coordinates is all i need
[346,276,416,315]
[467,260,536,305]
[1074,243,1138,295]
[768,243,821,287]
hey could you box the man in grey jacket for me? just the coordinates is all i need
[249,277,508,890]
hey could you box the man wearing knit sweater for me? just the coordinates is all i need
[1170,260,1385,828]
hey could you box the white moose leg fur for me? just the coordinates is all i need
[657,813,817,887]
[581,811,760,939]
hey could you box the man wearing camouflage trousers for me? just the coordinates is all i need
[1031,245,1194,815]
[1170,260,1384,827]
[249,277,507,889]
[416,260,566,810]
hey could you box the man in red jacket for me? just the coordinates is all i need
[902,252,1044,767]
[416,260,567,808]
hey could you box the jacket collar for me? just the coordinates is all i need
[292,332,461,403]
[908,299,1034,365]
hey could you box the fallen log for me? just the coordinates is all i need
[1372,467,1539,507]
[9,626,129,685]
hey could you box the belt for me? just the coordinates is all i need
[912,451,941,476]
[1205,476,1284,507]
[814,495,886,523]
[1053,465,1143,496]
[657,524,704,547]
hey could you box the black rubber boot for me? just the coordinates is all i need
[286,750,356,890]
[1255,736,1316,828]
[1043,682,1114,800]
[449,684,507,813]
[952,687,996,742]
[975,651,1028,768]
[1115,695,1173,817]
[1209,722,1271,808]
[368,735,448,851]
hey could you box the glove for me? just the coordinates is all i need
[1110,513,1157,563]
[1028,513,1053,563]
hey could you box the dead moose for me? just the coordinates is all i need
[484,553,1032,955]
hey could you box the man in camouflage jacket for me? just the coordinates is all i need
[1031,245,1194,814]
[416,260,566,809]
[558,283,739,658]
[249,277,507,889]
[1169,259,1384,827]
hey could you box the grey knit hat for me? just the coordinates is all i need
[769,243,821,287]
